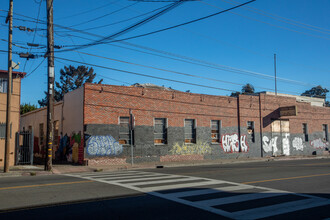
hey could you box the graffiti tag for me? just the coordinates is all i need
[262,133,290,155]
[221,134,249,153]
[292,137,304,151]
[86,135,123,156]
[310,138,329,149]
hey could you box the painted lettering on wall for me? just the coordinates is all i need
[310,138,329,149]
[221,134,249,153]
[262,133,290,155]
[282,133,290,156]
[292,137,304,151]
[170,141,211,155]
[86,135,123,156]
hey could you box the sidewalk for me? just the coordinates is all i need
[0,155,329,177]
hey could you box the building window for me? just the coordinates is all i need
[0,78,8,93]
[154,118,167,144]
[303,123,308,142]
[184,119,196,143]
[39,123,44,146]
[0,122,6,139]
[119,117,130,145]
[247,121,255,143]
[211,120,220,143]
[323,124,328,142]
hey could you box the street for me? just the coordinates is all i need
[0,158,329,219]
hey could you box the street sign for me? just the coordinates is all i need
[280,106,297,117]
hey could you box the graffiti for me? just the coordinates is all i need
[282,133,290,156]
[262,136,278,153]
[221,134,249,153]
[310,138,329,149]
[292,137,304,151]
[86,135,123,156]
[263,134,290,155]
[170,141,211,155]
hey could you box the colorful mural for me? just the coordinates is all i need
[170,142,211,155]
[86,135,123,156]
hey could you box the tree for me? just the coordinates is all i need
[301,85,329,99]
[20,103,37,115]
[38,65,102,107]
[230,83,255,97]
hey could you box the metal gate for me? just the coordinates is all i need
[15,130,34,165]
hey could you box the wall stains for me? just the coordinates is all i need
[310,138,329,149]
[170,141,211,155]
[86,135,123,156]
[221,134,249,153]
[292,137,304,151]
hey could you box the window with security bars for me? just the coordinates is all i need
[303,123,308,142]
[323,124,328,142]
[119,117,130,145]
[211,120,220,143]
[154,118,167,144]
[185,119,196,143]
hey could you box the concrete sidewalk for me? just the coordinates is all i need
[0,155,329,177]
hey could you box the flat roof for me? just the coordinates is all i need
[0,69,27,77]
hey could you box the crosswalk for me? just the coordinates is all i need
[66,170,330,219]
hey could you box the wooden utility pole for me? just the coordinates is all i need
[4,0,13,173]
[45,0,54,171]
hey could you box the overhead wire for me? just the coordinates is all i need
[199,1,330,41]
[67,1,139,28]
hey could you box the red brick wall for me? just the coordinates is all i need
[84,83,330,134]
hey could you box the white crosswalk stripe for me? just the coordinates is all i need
[66,171,330,219]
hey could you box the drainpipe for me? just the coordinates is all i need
[237,95,241,151]
[259,94,263,157]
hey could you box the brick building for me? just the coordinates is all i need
[0,70,26,167]
[20,83,330,166]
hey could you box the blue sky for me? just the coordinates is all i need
[0,0,329,106]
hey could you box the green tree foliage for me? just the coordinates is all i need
[301,85,329,99]
[230,83,255,97]
[38,65,102,107]
[20,103,37,115]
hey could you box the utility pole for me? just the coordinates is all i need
[274,54,277,96]
[4,0,13,173]
[45,0,54,171]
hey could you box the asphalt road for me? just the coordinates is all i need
[0,158,329,220]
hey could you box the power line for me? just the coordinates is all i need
[200,1,330,41]
[56,3,173,32]
[56,0,121,20]
[225,0,330,33]
[67,1,139,28]
[58,0,257,51]
[70,49,304,95]
[54,56,239,93]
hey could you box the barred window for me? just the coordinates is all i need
[184,119,196,143]
[211,120,221,143]
[154,118,167,144]
[119,117,130,145]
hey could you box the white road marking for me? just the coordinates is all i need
[66,171,330,219]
